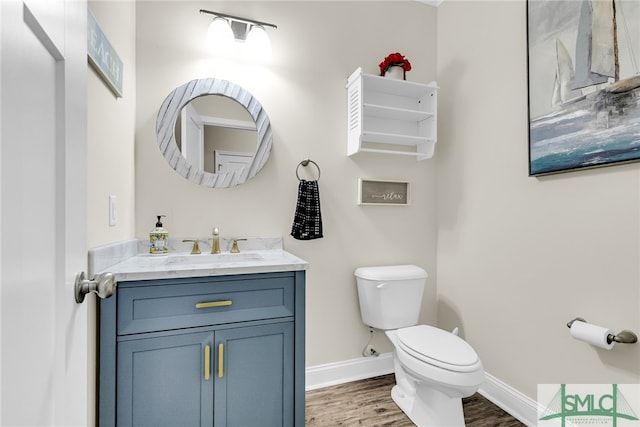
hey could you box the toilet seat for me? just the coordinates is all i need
[397,325,481,373]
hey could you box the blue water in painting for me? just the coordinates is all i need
[530,87,640,175]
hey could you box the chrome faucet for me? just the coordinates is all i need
[211,227,221,254]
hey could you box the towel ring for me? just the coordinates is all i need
[296,159,321,181]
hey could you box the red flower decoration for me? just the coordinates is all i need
[379,52,412,76]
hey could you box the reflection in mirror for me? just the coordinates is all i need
[156,78,272,188]
[174,95,257,174]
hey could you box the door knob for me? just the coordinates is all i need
[74,271,117,303]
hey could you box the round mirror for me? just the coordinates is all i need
[156,78,272,188]
[174,95,258,174]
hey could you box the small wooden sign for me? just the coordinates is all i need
[358,179,410,206]
[87,10,123,97]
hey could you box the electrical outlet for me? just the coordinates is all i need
[109,195,117,226]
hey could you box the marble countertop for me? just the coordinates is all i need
[89,238,308,282]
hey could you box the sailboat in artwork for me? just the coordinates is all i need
[530,0,640,175]
[552,0,640,106]
[551,39,582,106]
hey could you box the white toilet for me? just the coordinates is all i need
[355,265,484,427]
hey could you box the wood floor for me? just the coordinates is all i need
[306,375,525,427]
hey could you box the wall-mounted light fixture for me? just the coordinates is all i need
[200,9,277,60]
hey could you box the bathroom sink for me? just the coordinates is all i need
[171,253,263,264]
[137,252,263,265]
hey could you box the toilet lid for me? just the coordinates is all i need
[397,325,480,372]
[354,265,427,281]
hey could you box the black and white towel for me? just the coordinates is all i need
[291,179,323,240]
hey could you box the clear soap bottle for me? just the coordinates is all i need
[150,215,169,254]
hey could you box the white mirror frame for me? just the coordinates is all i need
[156,78,272,188]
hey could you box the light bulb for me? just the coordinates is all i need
[207,17,234,54]
[245,25,272,60]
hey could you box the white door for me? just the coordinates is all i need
[215,150,254,173]
[0,0,88,425]
[181,103,205,170]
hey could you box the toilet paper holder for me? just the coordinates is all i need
[567,318,638,345]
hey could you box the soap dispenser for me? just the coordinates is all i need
[150,215,169,254]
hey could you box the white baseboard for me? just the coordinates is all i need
[305,352,394,391]
[478,373,538,426]
[305,355,538,426]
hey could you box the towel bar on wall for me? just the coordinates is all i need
[296,158,321,181]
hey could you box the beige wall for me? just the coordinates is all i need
[87,1,136,423]
[436,0,640,400]
[88,1,136,247]
[135,1,438,363]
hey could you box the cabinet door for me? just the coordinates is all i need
[215,322,294,427]
[117,331,214,427]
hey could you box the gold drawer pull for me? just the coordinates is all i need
[204,345,211,380]
[218,343,224,378]
[195,300,232,309]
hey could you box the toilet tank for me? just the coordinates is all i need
[355,265,428,330]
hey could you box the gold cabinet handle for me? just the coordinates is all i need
[204,345,211,381]
[218,343,224,378]
[195,300,232,309]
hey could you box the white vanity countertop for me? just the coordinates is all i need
[89,238,308,282]
[104,250,308,281]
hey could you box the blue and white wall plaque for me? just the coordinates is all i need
[87,10,123,97]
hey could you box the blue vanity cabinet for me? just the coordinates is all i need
[214,322,294,426]
[99,270,305,427]
[117,331,215,426]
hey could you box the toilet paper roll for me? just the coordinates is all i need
[570,321,615,350]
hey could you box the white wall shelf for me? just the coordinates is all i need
[347,67,438,160]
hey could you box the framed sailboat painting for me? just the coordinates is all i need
[527,0,640,175]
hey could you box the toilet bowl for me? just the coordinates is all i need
[386,326,484,426]
[355,265,485,426]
